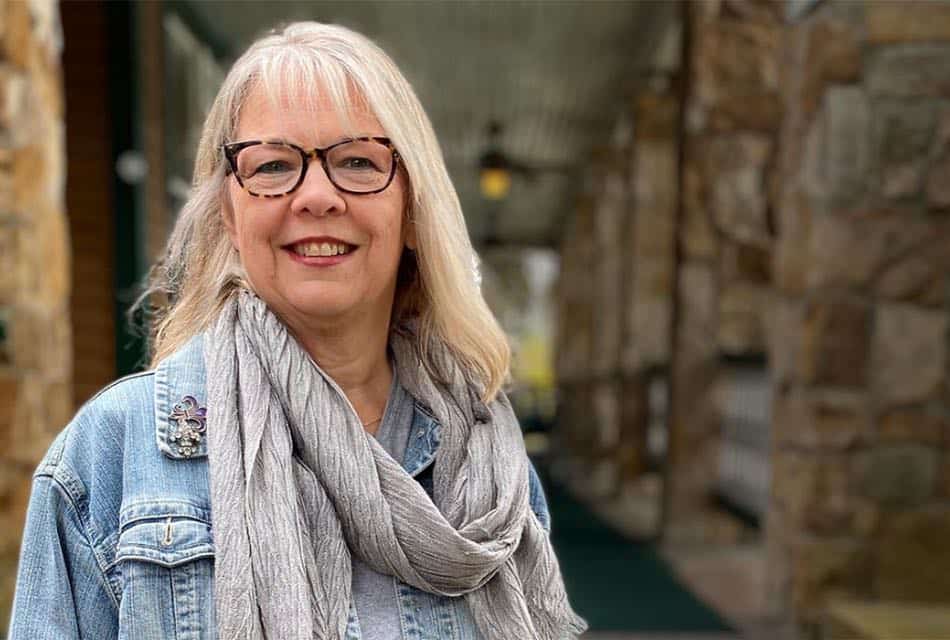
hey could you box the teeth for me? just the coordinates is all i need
[293,242,350,257]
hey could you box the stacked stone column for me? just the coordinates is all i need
[555,76,680,534]
[665,0,783,543]
[768,0,950,628]
[556,148,633,502]
[0,0,69,626]
[621,81,679,506]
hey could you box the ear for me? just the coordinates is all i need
[404,217,417,251]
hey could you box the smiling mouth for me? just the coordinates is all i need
[286,240,356,257]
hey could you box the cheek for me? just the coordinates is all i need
[232,218,256,256]
[377,214,406,261]
[381,189,408,242]
[227,189,256,251]
[230,198,275,253]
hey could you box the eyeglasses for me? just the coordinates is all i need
[222,136,400,197]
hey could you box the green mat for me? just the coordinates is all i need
[540,470,733,633]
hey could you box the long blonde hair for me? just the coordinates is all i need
[141,22,510,400]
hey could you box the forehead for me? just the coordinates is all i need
[235,79,384,145]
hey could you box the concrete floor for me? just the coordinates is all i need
[661,543,769,632]
[657,543,799,640]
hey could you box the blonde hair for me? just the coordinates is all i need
[141,22,510,400]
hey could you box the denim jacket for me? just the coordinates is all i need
[8,334,552,640]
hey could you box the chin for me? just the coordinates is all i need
[287,291,361,321]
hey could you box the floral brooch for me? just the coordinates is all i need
[168,395,207,457]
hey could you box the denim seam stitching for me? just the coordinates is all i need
[395,574,411,640]
[112,549,215,568]
[87,370,154,404]
[169,559,181,640]
[119,501,213,527]
[43,473,122,612]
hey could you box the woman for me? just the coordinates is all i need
[9,21,586,640]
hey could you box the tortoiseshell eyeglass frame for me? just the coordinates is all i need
[221,136,401,198]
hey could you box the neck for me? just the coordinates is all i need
[288,311,393,435]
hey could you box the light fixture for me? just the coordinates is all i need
[479,148,511,200]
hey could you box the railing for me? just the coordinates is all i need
[715,359,772,523]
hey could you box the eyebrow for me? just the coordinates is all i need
[243,134,386,146]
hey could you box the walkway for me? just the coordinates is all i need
[541,469,734,636]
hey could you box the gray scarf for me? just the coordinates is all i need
[204,290,587,639]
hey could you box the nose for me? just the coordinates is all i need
[289,157,346,217]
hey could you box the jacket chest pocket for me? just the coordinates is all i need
[115,514,216,640]
[395,582,483,640]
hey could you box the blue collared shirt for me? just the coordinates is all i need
[8,334,551,639]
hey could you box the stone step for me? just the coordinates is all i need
[824,600,950,640]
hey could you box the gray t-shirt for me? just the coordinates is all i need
[351,369,415,639]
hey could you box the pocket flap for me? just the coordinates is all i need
[117,515,215,567]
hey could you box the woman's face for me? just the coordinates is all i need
[223,83,413,332]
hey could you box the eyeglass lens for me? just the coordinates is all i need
[234,140,394,195]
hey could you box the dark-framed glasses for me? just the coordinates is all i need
[222,136,400,197]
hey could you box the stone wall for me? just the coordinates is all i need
[554,65,681,535]
[554,0,950,630]
[0,0,68,627]
[768,0,950,628]
[665,0,783,543]
[556,146,634,503]
[553,0,784,542]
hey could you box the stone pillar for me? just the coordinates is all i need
[0,0,69,627]
[666,0,783,543]
[624,87,677,377]
[555,193,596,482]
[769,0,950,629]
[555,143,633,501]
[554,74,683,536]
[615,81,680,529]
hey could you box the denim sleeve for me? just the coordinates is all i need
[8,474,117,640]
[527,459,552,535]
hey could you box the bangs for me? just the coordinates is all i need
[246,44,372,141]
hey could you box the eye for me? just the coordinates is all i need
[340,156,379,171]
[255,160,294,174]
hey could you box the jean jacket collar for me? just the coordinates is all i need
[154,333,440,477]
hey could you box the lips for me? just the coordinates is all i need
[288,240,353,257]
[282,236,357,266]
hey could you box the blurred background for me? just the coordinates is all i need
[3,0,950,638]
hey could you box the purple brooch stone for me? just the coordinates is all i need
[168,395,207,457]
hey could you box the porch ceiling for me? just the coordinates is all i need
[179,0,677,248]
